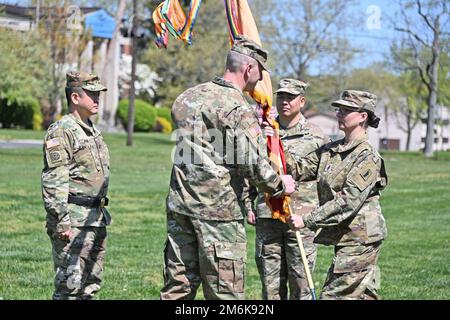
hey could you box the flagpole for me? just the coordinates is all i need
[289,203,317,300]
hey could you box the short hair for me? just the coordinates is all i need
[225,50,257,73]
[65,87,85,107]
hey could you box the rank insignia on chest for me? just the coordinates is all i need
[361,169,373,180]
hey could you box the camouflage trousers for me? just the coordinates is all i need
[320,241,382,300]
[47,226,107,300]
[255,218,317,300]
[160,211,247,300]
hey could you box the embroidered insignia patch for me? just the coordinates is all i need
[361,169,372,180]
[46,138,60,149]
[50,151,61,162]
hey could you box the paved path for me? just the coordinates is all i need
[0,139,42,149]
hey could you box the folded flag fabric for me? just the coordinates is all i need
[224,0,291,222]
[152,0,202,48]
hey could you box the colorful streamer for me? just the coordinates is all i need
[180,0,202,45]
[152,0,202,48]
[152,2,169,48]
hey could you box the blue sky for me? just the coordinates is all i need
[302,0,403,74]
[347,0,400,67]
[1,0,421,72]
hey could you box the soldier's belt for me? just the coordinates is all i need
[68,195,109,208]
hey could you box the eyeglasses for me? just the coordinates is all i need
[335,107,364,116]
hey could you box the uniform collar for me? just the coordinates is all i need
[330,132,368,153]
[212,76,243,94]
[68,113,100,136]
[278,115,307,137]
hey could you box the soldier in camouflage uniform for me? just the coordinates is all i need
[41,71,110,300]
[286,90,388,300]
[161,36,295,300]
[245,79,329,300]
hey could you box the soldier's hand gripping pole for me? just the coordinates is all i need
[289,203,317,300]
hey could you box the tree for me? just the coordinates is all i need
[119,54,161,101]
[143,0,229,108]
[391,72,428,151]
[392,0,449,157]
[249,0,359,79]
[127,0,138,146]
[0,28,49,129]
[34,1,94,127]
[0,28,49,104]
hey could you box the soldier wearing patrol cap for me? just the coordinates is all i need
[286,89,388,300]
[41,71,111,300]
[244,78,329,300]
[161,36,295,300]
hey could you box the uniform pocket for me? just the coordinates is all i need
[364,203,386,240]
[215,242,246,293]
[333,243,380,273]
[364,265,381,298]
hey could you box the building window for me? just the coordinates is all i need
[443,137,449,144]
[421,137,441,143]
[379,138,400,151]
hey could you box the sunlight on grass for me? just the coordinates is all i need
[0,129,449,299]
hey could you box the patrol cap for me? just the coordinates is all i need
[276,78,308,96]
[331,90,377,114]
[66,71,107,92]
[231,35,270,72]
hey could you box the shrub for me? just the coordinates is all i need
[32,111,43,130]
[156,107,172,124]
[154,117,173,134]
[0,93,41,129]
[117,99,157,132]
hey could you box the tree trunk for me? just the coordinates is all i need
[423,25,440,157]
[126,0,137,146]
[406,124,411,152]
[405,110,411,151]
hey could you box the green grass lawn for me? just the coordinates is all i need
[0,129,449,300]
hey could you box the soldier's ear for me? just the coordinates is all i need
[243,63,252,76]
[360,111,369,125]
[299,96,306,106]
[71,92,81,105]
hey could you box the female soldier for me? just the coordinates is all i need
[286,90,388,300]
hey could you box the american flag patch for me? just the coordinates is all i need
[46,138,60,149]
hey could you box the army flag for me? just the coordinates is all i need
[224,0,291,222]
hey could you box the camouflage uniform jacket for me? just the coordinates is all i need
[286,133,388,246]
[167,77,284,221]
[42,114,111,233]
[247,116,329,218]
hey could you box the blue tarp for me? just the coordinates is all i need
[84,9,115,39]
